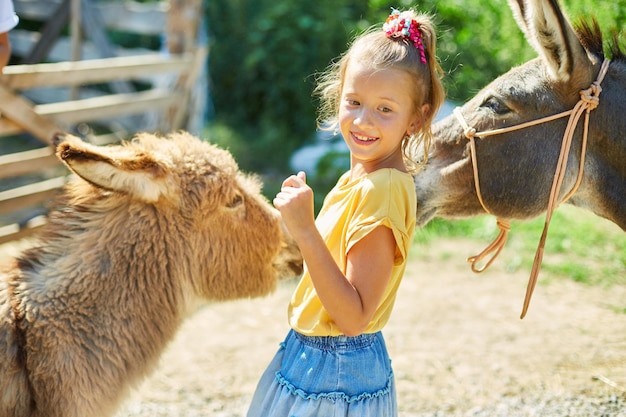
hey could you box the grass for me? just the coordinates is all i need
[414,205,625,288]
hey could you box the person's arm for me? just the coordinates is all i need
[274,172,395,336]
[0,31,11,71]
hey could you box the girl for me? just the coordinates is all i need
[247,8,445,416]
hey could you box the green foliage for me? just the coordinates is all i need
[205,0,367,173]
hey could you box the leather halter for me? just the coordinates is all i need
[452,59,610,319]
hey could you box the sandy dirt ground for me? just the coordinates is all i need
[100,237,626,417]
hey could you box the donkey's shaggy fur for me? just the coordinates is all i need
[0,132,302,417]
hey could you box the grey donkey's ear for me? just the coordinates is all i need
[507,0,590,82]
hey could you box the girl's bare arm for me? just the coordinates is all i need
[274,172,395,336]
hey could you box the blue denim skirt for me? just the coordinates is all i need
[247,329,397,417]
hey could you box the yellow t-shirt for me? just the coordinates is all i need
[288,168,417,336]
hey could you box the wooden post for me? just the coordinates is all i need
[164,0,204,132]
[0,84,62,145]
[166,0,202,54]
[70,0,81,100]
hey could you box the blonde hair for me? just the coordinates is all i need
[314,9,445,173]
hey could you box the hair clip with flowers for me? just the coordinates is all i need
[383,8,427,64]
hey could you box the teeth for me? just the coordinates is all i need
[354,133,376,141]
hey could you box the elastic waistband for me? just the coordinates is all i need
[292,329,380,351]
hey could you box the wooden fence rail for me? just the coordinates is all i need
[0,0,207,245]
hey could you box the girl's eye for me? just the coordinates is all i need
[347,99,360,106]
[378,106,392,113]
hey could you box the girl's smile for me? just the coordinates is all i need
[351,131,378,143]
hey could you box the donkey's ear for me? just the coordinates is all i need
[55,134,171,203]
[508,0,530,37]
[508,0,590,82]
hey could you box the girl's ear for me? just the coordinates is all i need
[407,103,430,135]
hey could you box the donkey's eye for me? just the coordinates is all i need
[483,97,511,115]
[226,192,244,209]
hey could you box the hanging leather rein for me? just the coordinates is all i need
[452,59,610,319]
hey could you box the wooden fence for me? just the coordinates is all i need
[0,0,207,244]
